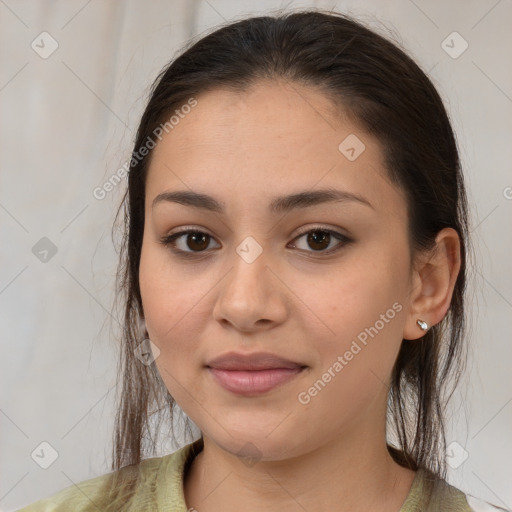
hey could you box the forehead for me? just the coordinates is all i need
[145,80,405,217]
[153,80,351,152]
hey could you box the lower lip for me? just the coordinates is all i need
[208,367,305,396]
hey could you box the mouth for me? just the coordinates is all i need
[205,351,308,396]
[207,367,307,396]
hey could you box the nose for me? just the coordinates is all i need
[212,242,288,333]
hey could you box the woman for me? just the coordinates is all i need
[19,8,509,512]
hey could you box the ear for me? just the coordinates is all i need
[403,227,461,340]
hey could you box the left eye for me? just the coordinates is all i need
[289,228,351,254]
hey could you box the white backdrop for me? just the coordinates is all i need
[1,1,511,510]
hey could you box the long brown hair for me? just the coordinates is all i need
[111,8,471,482]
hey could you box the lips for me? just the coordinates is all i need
[206,351,305,371]
[206,352,307,396]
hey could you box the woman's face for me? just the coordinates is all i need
[139,80,415,460]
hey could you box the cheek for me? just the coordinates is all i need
[295,245,409,378]
[138,229,229,410]
[139,239,214,374]
[139,249,210,403]
[291,268,407,427]
[307,249,405,328]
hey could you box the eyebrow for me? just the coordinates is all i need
[152,187,374,214]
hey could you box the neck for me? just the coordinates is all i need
[184,423,416,512]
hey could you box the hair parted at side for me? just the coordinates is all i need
[110,7,471,482]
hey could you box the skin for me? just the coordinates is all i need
[139,79,461,512]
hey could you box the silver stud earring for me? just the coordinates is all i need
[416,319,429,331]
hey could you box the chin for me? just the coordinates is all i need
[203,424,307,463]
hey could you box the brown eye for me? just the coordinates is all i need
[290,228,352,255]
[160,226,351,258]
[306,230,331,251]
[184,232,210,251]
[160,230,219,254]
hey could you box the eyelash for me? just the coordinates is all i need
[159,225,353,258]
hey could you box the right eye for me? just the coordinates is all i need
[159,229,220,255]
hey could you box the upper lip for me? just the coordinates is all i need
[206,352,306,371]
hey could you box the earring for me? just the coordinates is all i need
[416,319,429,331]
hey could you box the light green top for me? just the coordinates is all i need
[17,438,507,511]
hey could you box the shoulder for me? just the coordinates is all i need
[15,454,170,512]
[16,439,203,512]
[402,467,511,512]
